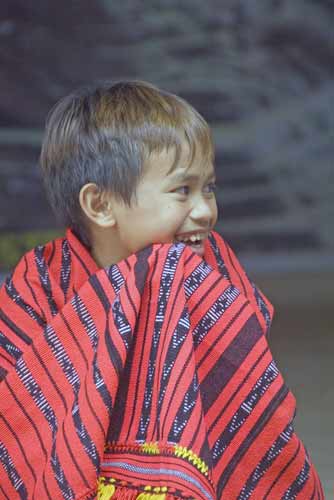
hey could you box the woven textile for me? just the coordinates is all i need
[0,230,323,499]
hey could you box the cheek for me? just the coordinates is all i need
[150,204,187,235]
[212,200,218,223]
[164,203,189,223]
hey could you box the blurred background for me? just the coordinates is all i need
[0,0,333,495]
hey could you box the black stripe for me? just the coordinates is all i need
[107,327,137,443]
[211,359,280,467]
[34,246,59,317]
[15,355,76,498]
[32,343,68,409]
[58,309,106,438]
[200,313,263,412]
[0,441,27,499]
[187,274,223,316]
[47,240,56,267]
[5,379,53,500]
[0,483,11,500]
[196,300,248,371]
[217,384,290,496]
[84,382,106,438]
[251,283,272,332]
[89,274,110,313]
[0,366,8,381]
[31,342,93,488]
[0,329,22,362]
[134,246,152,294]
[263,441,301,499]
[68,241,92,277]
[185,249,197,266]
[111,249,160,442]
[153,276,185,440]
[123,257,131,270]
[184,260,214,301]
[43,321,100,474]
[23,256,46,320]
[124,248,160,440]
[124,279,138,319]
[237,422,293,499]
[104,316,123,375]
[71,294,113,414]
[60,239,71,302]
[207,233,231,282]
[106,266,125,295]
[0,414,37,483]
[4,278,45,328]
[165,349,193,438]
[61,420,91,490]
[282,457,311,499]
[225,241,247,296]
[87,276,123,377]
[136,245,183,442]
[188,408,212,468]
[117,249,159,442]
[206,346,269,436]
[0,308,32,345]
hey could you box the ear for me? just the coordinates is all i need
[79,183,116,228]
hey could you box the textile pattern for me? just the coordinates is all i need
[0,230,323,499]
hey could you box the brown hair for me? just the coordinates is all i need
[40,80,214,245]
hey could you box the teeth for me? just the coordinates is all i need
[176,233,203,243]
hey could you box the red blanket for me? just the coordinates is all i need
[0,230,323,499]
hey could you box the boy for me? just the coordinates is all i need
[0,81,323,499]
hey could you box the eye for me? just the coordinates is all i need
[174,186,190,195]
[203,182,217,194]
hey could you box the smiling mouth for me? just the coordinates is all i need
[174,232,208,246]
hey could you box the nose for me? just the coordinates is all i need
[189,194,217,227]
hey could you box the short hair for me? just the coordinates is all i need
[40,80,214,245]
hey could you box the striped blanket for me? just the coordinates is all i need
[0,230,323,499]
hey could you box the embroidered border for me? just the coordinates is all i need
[104,442,209,477]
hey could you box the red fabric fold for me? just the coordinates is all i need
[0,230,323,499]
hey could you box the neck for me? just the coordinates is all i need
[89,227,123,268]
[91,246,117,268]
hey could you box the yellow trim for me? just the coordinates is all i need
[140,485,168,498]
[174,445,209,475]
[97,477,169,500]
[136,494,166,500]
[97,482,116,500]
[140,442,160,454]
[103,441,210,483]
[138,441,209,475]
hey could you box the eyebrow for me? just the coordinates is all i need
[169,170,216,184]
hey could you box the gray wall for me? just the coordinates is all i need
[0,0,333,271]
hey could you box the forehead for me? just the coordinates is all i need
[145,141,215,181]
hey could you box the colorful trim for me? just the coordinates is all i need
[100,462,213,500]
[105,442,209,477]
[174,446,208,476]
[97,477,169,500]
[98,477,116,500]
[141,442,160,455]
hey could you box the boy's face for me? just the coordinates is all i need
[107,143,218,262]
